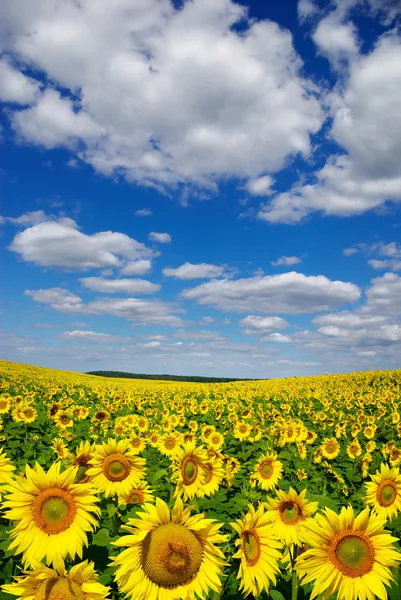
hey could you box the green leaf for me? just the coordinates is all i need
[92,528,111,547]
[269,591,286,600]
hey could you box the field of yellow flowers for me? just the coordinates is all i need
[1,360,401,600]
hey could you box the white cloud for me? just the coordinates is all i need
[244,176,275,196]
[313,16,358,65]
[201,316,215,324]
[318,325,350,338]
[182,271,361,314]
[271,255,302,267]
[363,272,401,315]
[163,262,225,280]
[5,210,71,227]
[60,330,120,342]
[25,287,182,326]
[0,0,322,189]
[240,315,289,334]
[343,241,401,271]
[119,260,152,276]
[9,219,154,270]
[261,333,292,343]
[135,209,152,216]
[258,34,401,223]
[0,57,39,104]
[79,277,160,295]
[149,232,171,244]
[139,341,161,348]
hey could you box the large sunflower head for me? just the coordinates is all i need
[365,463,401,521]
[250,453,283,491]
[170,443,208,500]
[296,506,401,600]
[112,497,227,599]
[321,437,340,460]
[2,462,100,567]
[265,488,319,546]
[2,559,109,600]
[231,504,282,597]
[86,438,146,498]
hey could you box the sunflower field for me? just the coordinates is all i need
[1,360,401,600]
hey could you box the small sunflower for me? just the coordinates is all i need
[2,559,109,600]
[365,463,401,521]
[2,462,100,567]
[265,488,318,546]
[112,497,227,599]
[118,481,155,507]
[158,432,183,456]
[347,439,362,459]
[296,506,401,600]
[86,438,146,498]
[250,453,283,491]
[201,457,225,497]
[321,437,340,460]
[73,440,94,484]
[231,504,282,597]
[170,443,208,500]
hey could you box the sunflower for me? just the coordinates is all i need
[129,436,147,453]
[52,437,70,460]
[118,481,155,507]
[208,431,224,450]
[250,453,283,491]
[73,440,94,484]
[296,506,401,600]
[321,437,340,460]
[265,488,319,546]
[0,448,15,501]
[158,432,183,456]
[2,559,109,600]
[2,462,100,567]
[231,503,282,597]
[234,421,251,441]
[86,438,146,498]
[170,443,208,500]
[365,463,401,521]
[347,439,362,459]
[112,497,227,600]
[201,457,225,497]
[20,406,38,423]
[0,396,11,413]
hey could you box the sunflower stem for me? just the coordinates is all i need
[291,568,298,600]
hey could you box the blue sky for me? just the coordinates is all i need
[1,0,401,378]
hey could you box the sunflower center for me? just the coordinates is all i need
[326,443,336,453]
[242,529,261,566]
[280,502,301,524]
[182,457,198,485]
[377,480,397,507]
[32,489,76,534]
[332,532,375,577]
[259,460,273,479]
[202,464,213,484]
[103,453,131,481]
[35,577,86,600]
[75,465,89,484]
[127,490,144,504]
[165,439,176,450]
[142,523,203,588]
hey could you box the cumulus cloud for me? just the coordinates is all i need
[182,271,361,314]
[261,333,292,343]
[258,34,401,223]
[313,16,358,65]
[9,219,154,270]
[135,209,152,216]
[79,277,160,295]
[244,176,275,196]
[149,232,171,244]
[0,57,40,104]
[271,255,302,267]
[4,210,71,227]
[163,262,225,280]
[25,287,182,326]
[0,0,322,190]
[240,315,289,334]
[60,330,124,342]
[119,260,152,276]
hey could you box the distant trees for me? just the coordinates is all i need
[86,370,255,383]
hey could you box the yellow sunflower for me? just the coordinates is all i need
[118,481,155,507]
[265,488,318,546]
[200,457,225,497]
[250,454,283,491]
[321,437,340,460]
[112,497,227,599]
[158,432,183,456]
[2,559,109,600]
[0,448,15,501]
[231,503,282,597]
[86,438,146,498]
[296,506,401,600]
[170,443,208,500]
[2,462,100,567]
[347,439,362,459]
[73,440,94,484]
[365,463,401,521]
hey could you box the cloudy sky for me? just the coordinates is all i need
[1,0,401,378]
